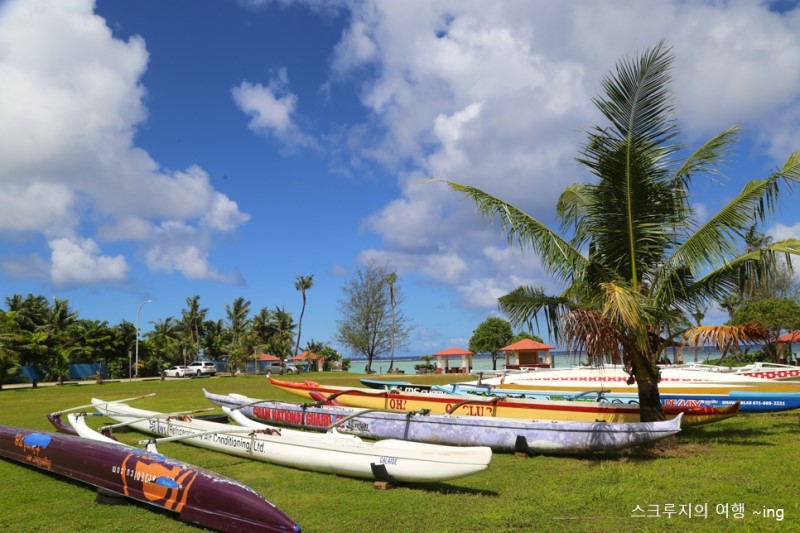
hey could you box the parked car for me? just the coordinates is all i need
[163,365,189,378]
[264,360,299,375]
[187,361,217,376]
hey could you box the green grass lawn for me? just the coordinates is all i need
[0,373,798,532]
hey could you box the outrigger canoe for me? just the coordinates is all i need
[433,383,800,413]
[204,389,682,455]
[92,398,491,484]
[0,423,299,533]
[670,362,800,381]
[267,378,739,426]
[471,366,800,394]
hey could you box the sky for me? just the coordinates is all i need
[1,0,799,358]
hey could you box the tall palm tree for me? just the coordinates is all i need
[443,42,800,421]
[268,306,296,359]
[225,297,252,348]
[180,295,207,360]
[293,275,314,358]
[385,271,397,372]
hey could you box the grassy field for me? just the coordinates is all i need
[0,373,797,532]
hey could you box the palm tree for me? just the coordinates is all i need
[385,271,397,372]
[293,275,314,358]
[226,297,252,348]
[443,42,800,421]
[180,295,207,360]
[267,306,296,360]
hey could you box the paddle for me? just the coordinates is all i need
[51,393,157,415]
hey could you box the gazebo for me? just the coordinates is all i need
[500,339,555,370]
[776,330,800,363]
[291,351,324,372]
[432,346,474,374]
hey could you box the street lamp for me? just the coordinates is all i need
[135,299,153,378]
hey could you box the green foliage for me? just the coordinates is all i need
[730,298,800,339]
[469,317,513,370]
[336,262,412,372]
[445,42,800,420]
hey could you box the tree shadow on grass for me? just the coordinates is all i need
[401,481,499,496]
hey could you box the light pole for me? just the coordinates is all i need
[135,299,152,378]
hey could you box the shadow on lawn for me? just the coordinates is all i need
[402,482,499,497]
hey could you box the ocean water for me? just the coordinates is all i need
[354,348,731,376]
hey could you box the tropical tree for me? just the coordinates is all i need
[180,295,207,360]
[469,317,514,370]
[267,306,296,359]
[293,275,314,358]
[730,298,800,361]
[443,42,800,421]
[336,263,412,373]
[145,317,182,364]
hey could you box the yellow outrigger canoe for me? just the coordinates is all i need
[267,378,739,426]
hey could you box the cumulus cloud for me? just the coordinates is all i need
[49,237,128,288]
[330,0,800,311]
[232,69,318,149]
[0,0,250,286]
[143,221,243,284]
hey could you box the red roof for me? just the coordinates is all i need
[500,339,555,352]
[777,330,800,343]
[433,346,474,357]
[256,353,280,361]
[291,351,323,361]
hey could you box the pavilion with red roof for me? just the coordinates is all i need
[432,346,474,374]
[291,351,325,372]
[499,338,555,370]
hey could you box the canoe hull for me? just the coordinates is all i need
[474,366,800,394]
[267,378,738,426]
[435,384,800,413]
[92,399,491,483]
[0,424,299,533]
[205,390,682,454]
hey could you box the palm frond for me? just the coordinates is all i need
[684,323,770,351]
[668,239,800,309]
[672,125,740,190]
[498,286,574,342]
[439,180,588,285]
[664,155,800,279]
[560,310,623,364]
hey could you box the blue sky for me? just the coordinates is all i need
[1,0,799,357]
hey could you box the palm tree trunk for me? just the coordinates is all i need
[630,355,666,422]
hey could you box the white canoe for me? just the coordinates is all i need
[91,398,491,484]
[473,365,800,394]
[214,392,682,455]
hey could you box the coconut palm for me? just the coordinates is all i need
[443,42,800,421]
[385,271,397,372]
[293,275,314,358]
[180,295,207,360]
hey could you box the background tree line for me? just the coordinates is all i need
[0,272,348,383]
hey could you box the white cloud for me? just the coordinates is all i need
[0,0,250,286]
[49,237,128,288]
[144,221,241,283]
[232,79,297,134]
[337,0,800,312]
[232,69,318,149]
